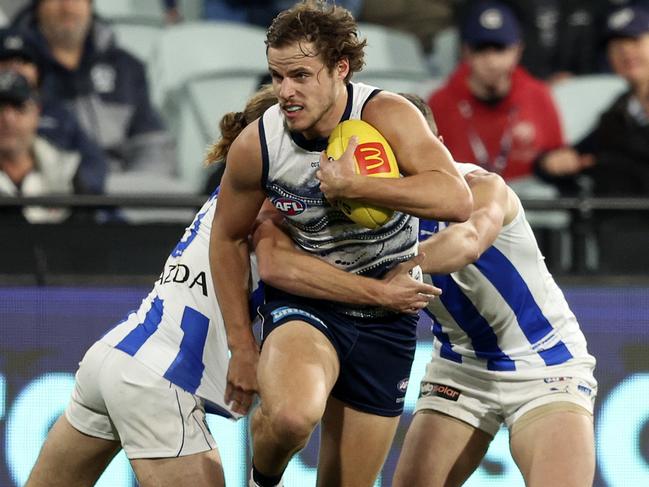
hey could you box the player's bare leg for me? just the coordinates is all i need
[25,415,121,487]
[251,321,340,481]
[316,396,399,487]
[393,410,492,487]
[510,403,595,487]
[131,449,225,487]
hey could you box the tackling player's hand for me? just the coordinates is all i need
[380,254,441,314]
[316,136,359,201]
[225,344,259,415]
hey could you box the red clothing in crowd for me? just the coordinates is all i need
[429,63,564,181]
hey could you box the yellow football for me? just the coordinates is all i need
[326,120,400,229]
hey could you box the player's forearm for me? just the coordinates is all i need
[211,238,257,351]
[344,171,472,222]
[420,191,505,274]
[419,225,481,274]
[253,219,385,305]
[257,243,385,306]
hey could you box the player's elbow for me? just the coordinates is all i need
[440,183,473,222]
[453,197,473,222]
[253,230,277,280]
[256,249,282,286]
[258,257,301,289]
[255,237,280,282]
[256,245,297,288]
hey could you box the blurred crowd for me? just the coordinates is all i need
[0,0,647,226]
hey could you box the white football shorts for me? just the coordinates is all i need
[414,356,597,437]
[65,341,216,459]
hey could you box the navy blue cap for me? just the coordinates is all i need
[605,6,649,42]
[0,71,36,104]
[462,2,521,47]
[0,29,37,64]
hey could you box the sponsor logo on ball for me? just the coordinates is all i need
[419,382,461,401]
[273,197,306,215]
[354,142,391,175]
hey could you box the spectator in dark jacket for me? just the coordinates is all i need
[537,5,649,196]
[0,70,87,223]
[0,27,106,194]
[12,0,176,181]
[581,5,649,196]
[453,0,639,82]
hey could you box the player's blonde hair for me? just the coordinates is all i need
[265,0,366,83]
[204,84,278,166]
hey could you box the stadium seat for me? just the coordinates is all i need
[106,172,195,224]
[148,21,268,110]
[175,75,263,191]
[94,0,165,25]
[177,0,203,21]
[508,177,573,271]
[428,26,460,78]
[352,76,437,98]
[551,75,627,144]
[413,77,445,100]
[111,23,162,65]
[147,21,268,190]
[354,23,431,89]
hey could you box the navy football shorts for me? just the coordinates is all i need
[258,293,418,417]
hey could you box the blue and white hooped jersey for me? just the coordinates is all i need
[421,163,594,372]
[100,191,262,419]
[259,82,419,315]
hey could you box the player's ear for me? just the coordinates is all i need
[335,58,349,80]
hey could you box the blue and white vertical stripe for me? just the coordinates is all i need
[421,189,591,372]
[98,194,256,420]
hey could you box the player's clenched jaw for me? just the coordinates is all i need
[268,42,349,139]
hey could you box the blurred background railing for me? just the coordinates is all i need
[2,195,649,283]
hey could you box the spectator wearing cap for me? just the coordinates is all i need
[11,0,177,183]
[428,1,567,183]
[543,5,649,196]
[0,70,86,223]
[0,27,107,195]
[454,0,614,82]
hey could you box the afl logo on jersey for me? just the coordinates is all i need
[273,197,306,216]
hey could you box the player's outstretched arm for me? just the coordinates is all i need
[210,122,266,415]
[317,92,473,222]
[420,170,516,274]
[252,218,440,314]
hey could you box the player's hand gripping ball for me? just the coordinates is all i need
[326,120,400,229]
